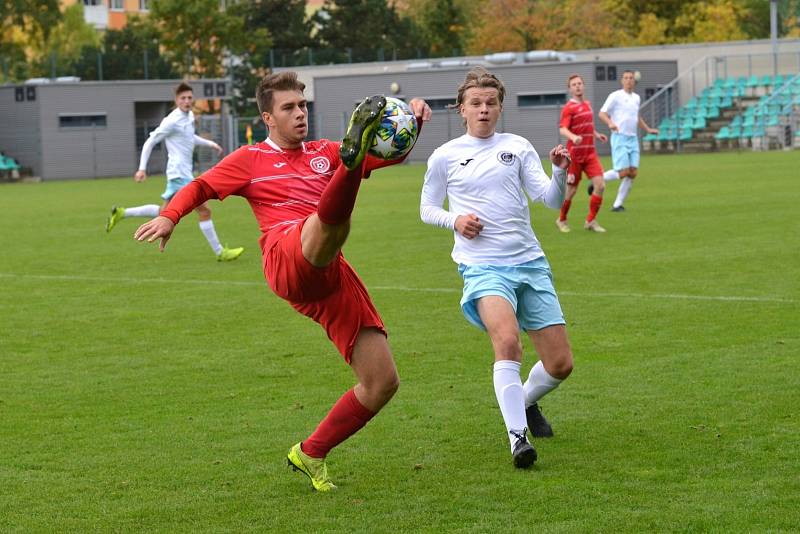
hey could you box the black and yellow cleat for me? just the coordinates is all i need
[339,95,387,170]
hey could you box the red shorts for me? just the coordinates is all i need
[567,153,604,185]
[263,218,386,362]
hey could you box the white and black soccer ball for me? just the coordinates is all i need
[369,97,419,160]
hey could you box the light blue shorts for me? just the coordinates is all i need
[458,257,565,332]
[610,133,640,170]
[161,177,193,201]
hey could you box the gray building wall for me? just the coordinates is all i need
[0,79,230,180]
[0,86,42,176]
[313,61,676,162]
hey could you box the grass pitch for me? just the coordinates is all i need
[1,150,798,532]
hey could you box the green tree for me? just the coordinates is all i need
[674,0,748,43]
[37,3,100,74]
[312,0,425,63]
[0,0,61,81]
[71,17,179,81]
[411,0,468,57]
[148,0,252,78]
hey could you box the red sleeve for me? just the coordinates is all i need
[196,145,254,200]
[363,117,426,176]
[160,179,217,224]
[559,103,572,129]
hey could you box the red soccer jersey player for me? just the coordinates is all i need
[557,74,608,233]
[134,72,431,492]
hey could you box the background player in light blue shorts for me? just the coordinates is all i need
[597,70,659,212]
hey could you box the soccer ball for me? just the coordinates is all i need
[369,97,419,160]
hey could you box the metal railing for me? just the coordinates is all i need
[640,51,800,153]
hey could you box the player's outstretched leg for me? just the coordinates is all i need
[106,206,125,232]
[525,402,555,438]
[287,442,337,492]
[339,95,387,170]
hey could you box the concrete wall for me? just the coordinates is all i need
[0,79,230,180]
[0,86,42,176]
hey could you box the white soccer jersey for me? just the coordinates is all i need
[420,132,566,266]
[138,108,217,180]
[600,89,641,136]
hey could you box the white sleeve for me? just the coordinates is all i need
[420,151,458,230]
[193,134,217,148]
[138,117,174,171]
[520,144,566,210]
[599,92,615,114]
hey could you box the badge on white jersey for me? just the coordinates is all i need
[497,151,515,166]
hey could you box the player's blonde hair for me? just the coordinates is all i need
[256,72,306,114]
[454,67,506,107]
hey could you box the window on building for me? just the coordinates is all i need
[607,66,617,81]
[595,65,606,81]
[59,114,107,128]
[112,0,124,10]
[517,93,566,107]
[83,0,102,5]
[421,98,455,111]
[139,0,149,10]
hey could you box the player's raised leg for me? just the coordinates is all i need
[301,95,387,268]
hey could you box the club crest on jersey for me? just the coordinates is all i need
[310,156,331,173]
[497,151,515,166]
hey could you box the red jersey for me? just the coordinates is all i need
[187,138,398,252]
[559,99,597,161]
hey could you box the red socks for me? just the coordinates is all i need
[587,194,603,222]
[317,164,363,225]
[301,388,375,458]
[559,199,572,222]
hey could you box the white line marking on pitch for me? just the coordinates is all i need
[0,273,794,304]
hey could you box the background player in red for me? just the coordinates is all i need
[133,72,431,492]
[557,74,608,233]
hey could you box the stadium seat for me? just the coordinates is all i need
[707,106,721,119]
[643,132,658,142]
[678,128,692,141]
[746,75,760,88]
[730,115,743,127]
[773,74,785,87]
[715,126,731,140]
[760,74,773,87]
[692,116,706,129]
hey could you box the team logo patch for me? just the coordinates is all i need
[497,151,515,166]
[310,156,331,173]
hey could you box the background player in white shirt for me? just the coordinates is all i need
[106,82,243,261]
[420,67,573,469]
[597,70,658,212]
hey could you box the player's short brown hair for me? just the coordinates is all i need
[175,82,193,96]
[566,74,583,87]
[256,72,306,114]
[455,66,505,107]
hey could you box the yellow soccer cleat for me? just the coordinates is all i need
[287,442,337,492]
[217,246,244,262]
[106,206,125,233]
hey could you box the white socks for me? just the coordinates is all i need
[493,360,528,451]
[603,169,620,181]
[124,204,160,218]
[614,177,634,208]
[198,219,223,255]
[523,360,562,407]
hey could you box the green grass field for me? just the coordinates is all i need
[1,151,799,532]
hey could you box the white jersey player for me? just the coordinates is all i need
[105,82,243,262]
[420,67,574,469]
